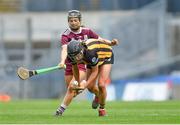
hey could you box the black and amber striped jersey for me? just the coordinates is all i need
[83,40,114,68]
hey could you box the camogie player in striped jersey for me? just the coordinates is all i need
[67,39,118,116]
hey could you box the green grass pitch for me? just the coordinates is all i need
[0,100,180,124]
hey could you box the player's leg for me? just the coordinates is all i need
[55,64,86,116]
[55,62,74,116]
[98,64,112,116]
[55,74,73,116]
[86,68,99,109]
[86,68,99,96]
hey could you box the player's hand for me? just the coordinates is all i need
[70,80,87,97]
[69,81,84,97]
[58,62,66,69]
[111,39,119,46]
[71,80,86,91]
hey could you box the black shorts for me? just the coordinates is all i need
[102,52,114,65]
[87,52,114,69]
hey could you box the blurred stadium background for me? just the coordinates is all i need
[0,0,180,101]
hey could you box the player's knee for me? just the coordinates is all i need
[98,83,106,91]
[73,91,78,97]
[67,87,78,97]
[98,78,106,86]
[67,84,74,92]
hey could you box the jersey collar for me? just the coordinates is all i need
[69,27,82,34]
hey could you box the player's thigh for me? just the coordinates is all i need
[98,64,112,84]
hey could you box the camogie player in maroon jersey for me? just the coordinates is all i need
[55,10,100,116]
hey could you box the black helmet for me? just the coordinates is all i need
[67,40,83,58]
[68,10,81,20]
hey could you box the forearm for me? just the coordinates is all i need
[71,67,98,92]
[86,38,118,46]
[72,64,79,82]
[60,45,67,64]
[99,37,119,46]
[84,67,98,88]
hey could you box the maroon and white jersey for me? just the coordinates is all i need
[60,27,99,75]
[61,27,99,46]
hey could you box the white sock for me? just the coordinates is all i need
[60,103,67,109]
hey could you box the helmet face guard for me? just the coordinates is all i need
[68,10,81,21]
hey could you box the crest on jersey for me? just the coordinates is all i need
[92,57,98,64]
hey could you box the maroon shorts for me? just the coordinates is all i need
[65,60,86,76]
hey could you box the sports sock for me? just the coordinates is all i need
[58,104,67,113]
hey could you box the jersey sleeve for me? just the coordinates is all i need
[61,35,69,46]
[88,29,99,39]
[86,50,99,67]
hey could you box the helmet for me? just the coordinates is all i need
[68,10,81,20]
[67,40,83,58]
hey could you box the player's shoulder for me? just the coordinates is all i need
[86,49,98,58]
[62,29,71,36]
[81,27,92,32]
[85,50,98,65]
[81,27,90,30]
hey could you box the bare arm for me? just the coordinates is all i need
[99,38,119,46]
[58,45,67,66]
[72,64,79,83]
[85,38,119,46]
[83,65,99,89]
